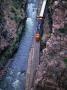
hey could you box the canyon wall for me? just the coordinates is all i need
[33,0,67,90]
[0,0,26,68]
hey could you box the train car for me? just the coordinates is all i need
[35,0,47,41]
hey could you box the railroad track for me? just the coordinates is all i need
[26,0,47,90]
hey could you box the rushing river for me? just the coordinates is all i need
[0,0,37,90]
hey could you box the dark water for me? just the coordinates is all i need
[0,0,37,90]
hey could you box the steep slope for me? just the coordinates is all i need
[0,0,26,68]
[33,0,67,90]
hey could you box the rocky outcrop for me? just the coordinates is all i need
[33,0,67,90]
[0,0,26,67]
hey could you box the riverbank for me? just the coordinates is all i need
[33,0,67,90]
[0,0,27,69]
[0,1,38,90]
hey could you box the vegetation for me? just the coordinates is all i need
[64,58,67,62]
[0,0,26,67]
[59,28,67,34]
[10,0,25,23]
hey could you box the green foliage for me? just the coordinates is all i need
[14,14,22,23]
[59,28,67,34]
[11,0,23,23]
[12,0,22,9]
[64,58,67,67]
[11,6,22,22]
[64,58,67,63]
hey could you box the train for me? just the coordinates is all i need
[35,0,47,41]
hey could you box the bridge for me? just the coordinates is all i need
[26,0,47,90]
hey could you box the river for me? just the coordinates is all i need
[0,0,37,90]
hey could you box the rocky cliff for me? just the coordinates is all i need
[0,0,26,68]
[33,0,67,90]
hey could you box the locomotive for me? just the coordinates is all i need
[35,0,47,41]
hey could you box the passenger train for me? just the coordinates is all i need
[35,0,47,41]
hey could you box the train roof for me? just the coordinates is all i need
[39,0,47,17]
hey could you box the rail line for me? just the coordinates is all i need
[26,0,47,90]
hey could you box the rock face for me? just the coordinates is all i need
[33,0,67,90]
[0,0,26,67]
